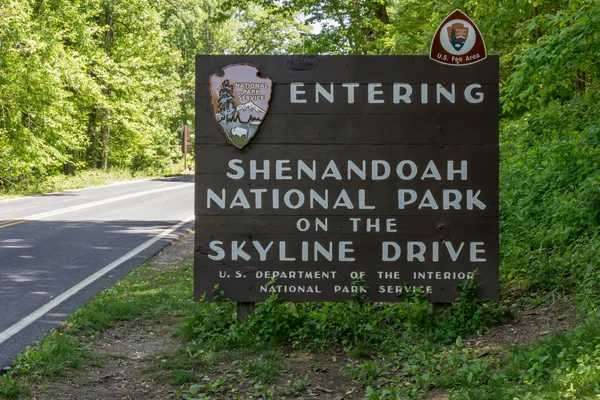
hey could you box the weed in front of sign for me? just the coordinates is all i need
[181,276,508,352]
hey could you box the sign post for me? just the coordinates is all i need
[181,124,191,170]
[194,55,499,306]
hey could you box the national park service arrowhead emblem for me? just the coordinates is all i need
[210,64,273,149]
[430,10,487,66]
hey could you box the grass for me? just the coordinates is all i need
[449,316,600,399]
[499,93,600,305]
[180,279,510,352]
[12,331,85,378]
[237,354,282,383]
[0,163,189,200]
[0,375,24,399]
[0,168,138,199]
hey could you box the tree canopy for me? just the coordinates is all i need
[0,0,307,184]
[1,0,598,181]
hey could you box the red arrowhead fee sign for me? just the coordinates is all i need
[430,9,487,66]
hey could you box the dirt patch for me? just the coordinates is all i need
[279,352,360,399]
[466,300,582,354]
[31,301,581,400]
[34,356,176,400]
[183,350,362,399]
[148,232,194,272]
[426,389,451,400]
[33,320,180,400]
[92,320,180,358]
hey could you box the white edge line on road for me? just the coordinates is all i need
[0,215,195,346]
[0,183,191,225]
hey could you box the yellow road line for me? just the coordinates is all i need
[0,220,26,229]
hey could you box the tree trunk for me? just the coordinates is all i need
[575,70,586,92]
[375,2,390,25]
[531,4,542,41]
[33,0,43,14]
[101,104,110,171]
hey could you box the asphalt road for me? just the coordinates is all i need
[0,176,194,369]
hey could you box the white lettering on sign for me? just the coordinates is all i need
[260,285,322,293]
[254,270,338,279]
[334,285,368,294]
[381,241,487,262]
[342,83,360,103]
[378,285,433,294]
[437,83,455,103]
[397,189,486,210]
[315,83,334,103]
[393,83,412,103]
[289,82,485,104]
[290,83,307,103]
[368,83,384,103]
[465,84,484,103]
[225,159,470,181]
[413,271,476,280]
[206,240,357,262]
[207,158,489,211]
[206,188,486,211]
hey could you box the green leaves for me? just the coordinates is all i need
[503,3,600,114]
[499,91,600,300]
[0,0,306,185]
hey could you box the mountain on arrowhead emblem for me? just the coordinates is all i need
[210,64,273,149]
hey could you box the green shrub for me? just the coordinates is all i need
[182,277,508,352]
[500,91,600,309]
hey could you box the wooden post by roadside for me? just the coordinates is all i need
[237,302,255,323]
[181,125,190,170]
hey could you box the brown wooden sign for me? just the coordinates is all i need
[195,55,499,303]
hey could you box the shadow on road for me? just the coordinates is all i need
[151,175,195,184]
[0,218,188,300]
[37,192,79,197]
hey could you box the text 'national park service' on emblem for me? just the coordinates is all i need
[209,64,273,149]
[430,10,487,67]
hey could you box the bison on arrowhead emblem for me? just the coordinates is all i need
[209,64,273,149]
